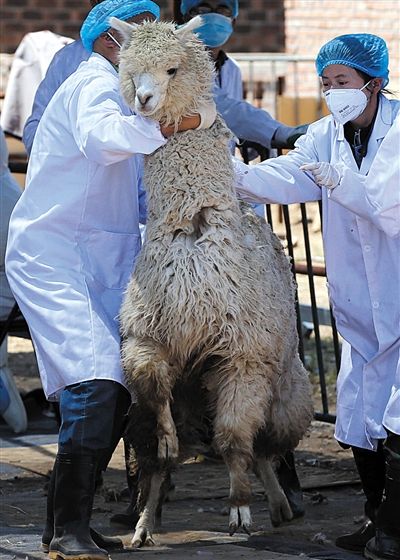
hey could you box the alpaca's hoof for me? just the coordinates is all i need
[270,494,293,527]
[228,506,252,536]
[131,527,155,548]
[158,433,179,461]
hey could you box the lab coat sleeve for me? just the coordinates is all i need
[70,77,166,164]
[329,116,400,238]
[214,83,280,148]
[23,47,82,155]
[137,157,147,225]
[234,129,323,204]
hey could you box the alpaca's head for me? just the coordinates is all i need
[109,16,215,126]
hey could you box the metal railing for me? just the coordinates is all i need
[231,53,325,123]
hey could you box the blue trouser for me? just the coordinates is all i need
[58,379,130,470]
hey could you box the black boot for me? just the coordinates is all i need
[276,450,305,519]
[335,519,376,553]
[364,434,400,560]
[335,444,385,553]
[41,462,123,553]
[48,452,109,560]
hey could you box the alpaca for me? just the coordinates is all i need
[110,16,313,547]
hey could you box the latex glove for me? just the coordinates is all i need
[300,162,342,189]
[196,99,217,130]
[272,123,309,149]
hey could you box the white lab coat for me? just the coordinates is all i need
[218,55,243,101]
[0,31,73,138]
[234,94,400,450]
[0,128,21,320]
[6,53,166,400]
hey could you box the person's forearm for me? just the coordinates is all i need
[214,87,280,148]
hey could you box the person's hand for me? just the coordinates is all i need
[272,123,308,150]
[160,115,201,138]
[300,162,342,189]
[196,100,217,130]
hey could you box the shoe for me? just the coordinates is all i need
[335,519,375,553]
[364,530,400,560]
[109,508,139,530]
[42,527,123,553]
[0,365,27,433]
[48,453,109,560]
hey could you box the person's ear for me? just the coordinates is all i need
[371,78,383,91]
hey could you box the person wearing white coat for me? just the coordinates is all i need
[233,34,399,560]
[5,1,216,558]
[179,0,308,150]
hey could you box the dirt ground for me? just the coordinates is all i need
[1,337,367,560]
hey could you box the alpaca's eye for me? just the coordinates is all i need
[167,68,177,76]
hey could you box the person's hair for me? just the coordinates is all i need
[90,0,104,6]
[356,69,393,95]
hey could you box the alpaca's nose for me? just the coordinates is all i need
[137,91,153,107]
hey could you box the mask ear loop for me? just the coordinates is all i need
[106,32,122,49]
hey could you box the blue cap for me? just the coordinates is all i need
[80,0,160,52]
[180,0,239,18]
[316,33,389,87]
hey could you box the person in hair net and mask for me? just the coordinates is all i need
[180,0,308,150]
[5,0,215,558]
[231,33,399,560]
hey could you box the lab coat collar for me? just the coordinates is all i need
[88,52,119,77]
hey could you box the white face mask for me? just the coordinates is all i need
[324,81,372,125]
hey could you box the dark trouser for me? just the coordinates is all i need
[376,432,400,537]
[47,380,130,558]
[351,442,386,522]
[58,379,131,461]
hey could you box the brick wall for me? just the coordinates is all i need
[284,0,400,94]
[0,0,285,54]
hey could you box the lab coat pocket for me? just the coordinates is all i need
[82,230,141,290]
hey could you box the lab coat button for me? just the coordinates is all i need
[364,245,371,252]
[372,301,379,309]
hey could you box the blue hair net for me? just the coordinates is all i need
[316,33,389,87]
[180,0,239,18]
[80,0,160,52]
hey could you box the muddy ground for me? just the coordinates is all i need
[1,337,367,560]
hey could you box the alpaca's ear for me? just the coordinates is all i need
[108,17,138,44]
[174,15,203,40]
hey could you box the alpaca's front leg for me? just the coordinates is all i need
[122,336,179,460]
[131,472,165,548]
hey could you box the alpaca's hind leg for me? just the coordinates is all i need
[131,472,165,548]
[122,336,179,460]
[212,367,273,535]
[255,456,293,527]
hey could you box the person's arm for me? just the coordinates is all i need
[214,83,306,149]
[136,156,147,225]
[300,116,400,237]
[69,74,168,164]
[234,129,322,205]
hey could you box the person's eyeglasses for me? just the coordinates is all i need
[188,3,233,18]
